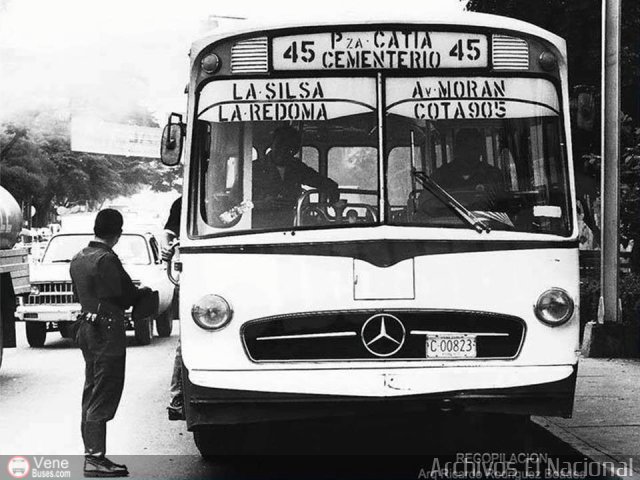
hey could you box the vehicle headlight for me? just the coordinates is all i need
[30,285,40,296]
[191,294,233,330]
[534,288,574,326]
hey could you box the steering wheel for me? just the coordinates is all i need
[294,188,378,227]
[299,205,330,225]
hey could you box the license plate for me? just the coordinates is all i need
[425,334,477,358]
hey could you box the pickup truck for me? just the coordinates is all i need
[16,232,175,346]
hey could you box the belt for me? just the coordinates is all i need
[78,311,124,326]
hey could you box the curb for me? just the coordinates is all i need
[531,416,640,479]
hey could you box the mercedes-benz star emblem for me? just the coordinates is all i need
[361,313,406,357]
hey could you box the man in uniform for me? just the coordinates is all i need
[71,209,150,477]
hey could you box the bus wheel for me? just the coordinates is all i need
[156,306,174,338]
[134,317,153,346]
[193,427,247,458]
[26,322,47,348]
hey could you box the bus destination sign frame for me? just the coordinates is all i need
[272,31,488,71]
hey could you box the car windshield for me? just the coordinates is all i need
[43,235,151,265]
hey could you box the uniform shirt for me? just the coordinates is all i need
[70,241,139,314]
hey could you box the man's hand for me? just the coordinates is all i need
[161,243,176,262]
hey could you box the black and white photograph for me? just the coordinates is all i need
[0,0,639,478]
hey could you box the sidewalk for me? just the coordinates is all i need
[532,357,640,477]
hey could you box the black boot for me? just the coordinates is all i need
[84,456,128,477]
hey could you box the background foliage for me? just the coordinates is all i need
[0,108,181,226]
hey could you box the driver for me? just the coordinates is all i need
[252,125,339,228]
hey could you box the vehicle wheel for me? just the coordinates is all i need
[156,306,174,338]
[59,322,73,339]
[134,316,153,346]
[193,426,247,458]
[26,322,47,347]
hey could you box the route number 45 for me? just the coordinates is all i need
[449,38,482,61]
[283,41,316,63]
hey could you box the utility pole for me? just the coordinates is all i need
[598,0,621,324]
[582,0,622,356]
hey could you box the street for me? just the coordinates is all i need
[0,322,589,479]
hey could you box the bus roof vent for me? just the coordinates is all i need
[492,35,529,70]
[231,37,268,74]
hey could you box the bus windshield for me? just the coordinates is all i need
[194,77,378,233]
[193,75,570,236]
[385,76,571,235]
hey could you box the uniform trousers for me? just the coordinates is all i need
[77,316,126,457]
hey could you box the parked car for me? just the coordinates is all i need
[16,232,175,347]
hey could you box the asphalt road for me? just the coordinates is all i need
[0,322,591,480]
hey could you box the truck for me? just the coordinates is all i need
[0,186,30,370]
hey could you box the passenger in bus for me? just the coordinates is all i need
[416,128,506,220]
[252,126,340,228]
[433,128,506,209]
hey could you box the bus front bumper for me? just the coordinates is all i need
[183,364,577,428]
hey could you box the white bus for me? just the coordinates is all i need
[161,11,579,456]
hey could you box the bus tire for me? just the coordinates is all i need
[134,317,153,346]
[26,322,47,348]
[156,307,173,338]
[193,427,247,458]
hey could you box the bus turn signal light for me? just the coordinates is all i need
[534,288,574,326]
[201,53,221,74]
[538,51,558,72]
[192,294,233,330]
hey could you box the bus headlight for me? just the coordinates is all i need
[534,288,574,326]
[191,294,233,330]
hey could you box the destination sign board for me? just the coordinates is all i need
[272,31,488,70]
[385,77,559,120]
[198,78,376,123]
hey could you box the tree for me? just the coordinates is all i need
[0,106,179,227]
[465,0,640,249]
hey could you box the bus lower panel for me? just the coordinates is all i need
[183,365,577,429]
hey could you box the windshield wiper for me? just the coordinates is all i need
[411,169,491,234]
[51,259,71,263]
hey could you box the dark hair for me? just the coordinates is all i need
[455,128,483,147]
[455,128,484,162]
[94,209,123,238]
[272,125,301,147]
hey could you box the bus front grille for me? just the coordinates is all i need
[241,310,525,362]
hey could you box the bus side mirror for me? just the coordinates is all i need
[160,113,185,166]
